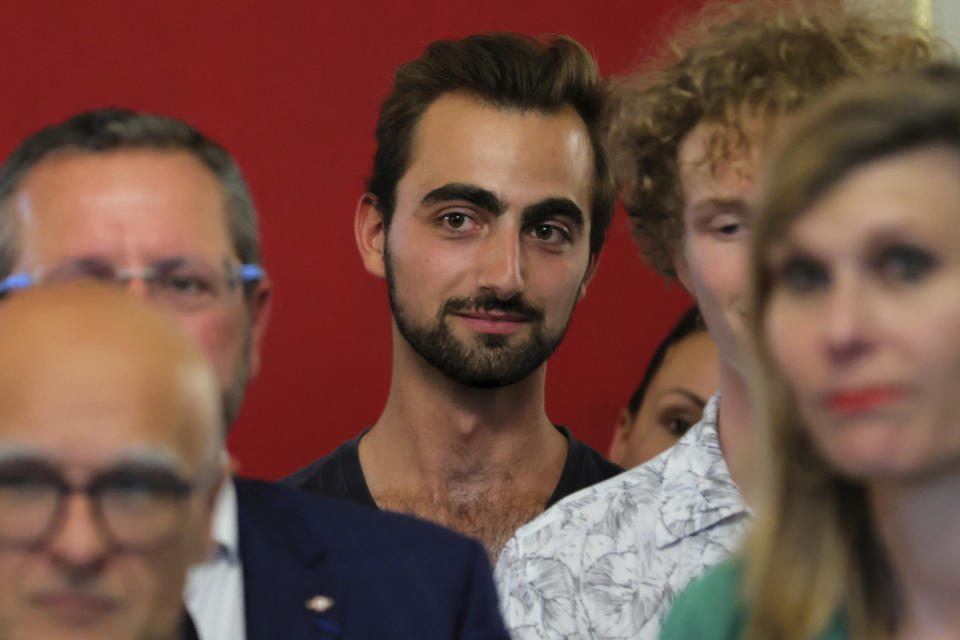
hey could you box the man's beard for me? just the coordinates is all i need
[384,248,574,388]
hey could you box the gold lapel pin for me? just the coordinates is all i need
[305,595,335,613]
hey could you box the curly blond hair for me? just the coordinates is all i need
[606,0,939,278]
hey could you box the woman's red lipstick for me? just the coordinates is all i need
[827,387,903,413]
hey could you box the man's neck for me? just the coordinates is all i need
[357,341,568,557]
[715,358,755,501]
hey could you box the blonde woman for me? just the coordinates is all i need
[661,65,960,640]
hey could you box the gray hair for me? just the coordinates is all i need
[0,108,261,286]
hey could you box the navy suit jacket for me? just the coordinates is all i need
[234,477,510,640]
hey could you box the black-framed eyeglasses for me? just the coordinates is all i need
[0,457,218,551]
[0,257,266,311]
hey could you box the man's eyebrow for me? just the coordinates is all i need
[111,445,183,470]
[0,444,45,464]
[664,387,708,408]
[150,256,218,272]
[53,255,209,272]
[421,183,504,214]
[689,197,750,216]
[0,444,183,472]
[522,198,585,230]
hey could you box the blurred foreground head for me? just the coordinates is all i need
[746,65,960,640]
[0,281,225,640]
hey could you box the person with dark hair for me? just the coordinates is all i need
[287,32,622,558]
[0,108,510,640]
[608,307,717,468]
[664,62,960,640]
[495,2,938,638]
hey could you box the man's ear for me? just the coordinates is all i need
[577,252,600,301]
[672,248,693,294]
[355,193,387,279]
[607,409,633,466]
[246,276,273,379]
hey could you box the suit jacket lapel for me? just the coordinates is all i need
[235,478,347,640]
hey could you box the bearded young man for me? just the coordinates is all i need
[0,108,509,640]
[287,32,623,558]
[494,2,939,638]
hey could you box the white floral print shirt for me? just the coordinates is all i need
[495,393,750,640]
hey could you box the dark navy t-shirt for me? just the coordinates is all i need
[285,425,623,509]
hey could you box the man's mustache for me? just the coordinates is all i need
[442,294,544,321]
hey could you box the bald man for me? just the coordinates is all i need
[0,281,226,640]
[0,285,510,640]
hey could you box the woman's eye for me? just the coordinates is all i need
[876,245,937,283]
[664,416,693,436]
[779,256,829,293]
[658,405,701,437]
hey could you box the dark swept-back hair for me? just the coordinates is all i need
[626,305,707,418]
[0,107,261,287]
[368,32,615,256]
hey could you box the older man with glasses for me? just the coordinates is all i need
[0,107,509,640]
[0,108,271,640]
[0,261,266,306]
[0,108,273,431]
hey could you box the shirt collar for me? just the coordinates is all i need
[210,478,240,562]
[654,392,750,548]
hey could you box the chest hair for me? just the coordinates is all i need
[375,487,551,560]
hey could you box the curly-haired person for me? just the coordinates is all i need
[494,2,940,639]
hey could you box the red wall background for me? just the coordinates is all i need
[1,0,702,479]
